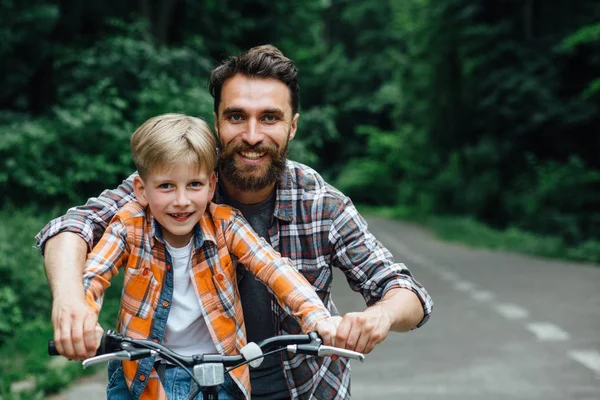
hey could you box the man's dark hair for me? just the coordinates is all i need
[209,44,299,116]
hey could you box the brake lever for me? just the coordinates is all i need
[82,348,157,369]
[286,344,365,362]
[82,350,133,369]
[317,345,365,362]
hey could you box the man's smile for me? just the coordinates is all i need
[240,150,266,160]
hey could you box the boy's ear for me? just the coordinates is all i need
[133,175,149,207]
[208,172,217,200]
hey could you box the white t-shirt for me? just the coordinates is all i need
[163,238,217,356]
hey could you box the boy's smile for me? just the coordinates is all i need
[133,164,216,247]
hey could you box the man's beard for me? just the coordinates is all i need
[218,139,289,192]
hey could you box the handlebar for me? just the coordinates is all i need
[48,330,365,370]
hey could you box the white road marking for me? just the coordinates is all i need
[568,350,600,374]
[471,290,494,302]
[526,322,570,341]
[494,303,529,319]
[439,270,460,282]
[454,281,476,292]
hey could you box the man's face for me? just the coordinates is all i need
[214,74,299,192]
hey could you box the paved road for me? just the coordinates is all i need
[51,217,600,399]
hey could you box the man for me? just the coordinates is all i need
[37,45,432,399]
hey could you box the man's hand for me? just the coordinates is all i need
[52,296,101,360]
[335,288,425,354]
[314,316,342,347]
[44,233,98,359]
[335,306,392,355]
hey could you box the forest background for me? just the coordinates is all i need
[1,0,599,397]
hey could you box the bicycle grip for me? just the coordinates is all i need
[47,330,114,357]
[48,340,59,356]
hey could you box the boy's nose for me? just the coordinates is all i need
[173,190,191,206]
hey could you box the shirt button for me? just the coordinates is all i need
[217,273,224,281]
[167,265,172,271]
[162,300,169,308]
[139,374,146,382]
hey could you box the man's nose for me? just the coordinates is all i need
[242,120,264,146]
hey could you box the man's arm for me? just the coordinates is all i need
[44,233,99,359]
[37,173,137,359]
[329,197,433,354]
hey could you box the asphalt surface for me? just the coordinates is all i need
[50,216,600,399]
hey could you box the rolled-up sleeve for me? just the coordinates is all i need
[330,197,433,327]
[35,173,137,254]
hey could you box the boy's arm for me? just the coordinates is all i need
[225,213,331,333]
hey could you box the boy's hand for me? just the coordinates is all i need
[52,296,100,360]
[314,316,342,347]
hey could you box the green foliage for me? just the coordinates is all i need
[0,207,52,345]
[1,19,217,206]
[0,287,23,339]
[0,206,123,394]
[506,156,600,243]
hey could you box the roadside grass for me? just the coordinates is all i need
[358,205,600,265]
[0,206,121,398]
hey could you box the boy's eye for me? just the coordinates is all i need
[189,181,204,188]
[158,183,173,189]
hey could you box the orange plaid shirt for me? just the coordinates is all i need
[83,201,330,400]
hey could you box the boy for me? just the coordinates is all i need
[82,113,338,400]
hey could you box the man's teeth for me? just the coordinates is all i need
[240,151,265,160]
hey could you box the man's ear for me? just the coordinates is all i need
[289,113,299,141]
[133,175,149,207]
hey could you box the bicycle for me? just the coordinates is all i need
[48,330,365,399]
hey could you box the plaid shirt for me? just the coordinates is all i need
[82,201,330,400]
[37,160,433,399]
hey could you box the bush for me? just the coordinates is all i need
[0,20,216,207]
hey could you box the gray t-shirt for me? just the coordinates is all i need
[221,187,290,399]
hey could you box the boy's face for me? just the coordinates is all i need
[133,164,216,247]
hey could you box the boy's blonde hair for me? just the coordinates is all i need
[130,113,216,179]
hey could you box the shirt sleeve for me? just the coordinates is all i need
[35,173,137,255]
[330,196,433,328]
[83,218,129,313]
[225,212,331,332]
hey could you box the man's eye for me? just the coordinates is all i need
[229,114,243,122]
[263,115,278,122]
